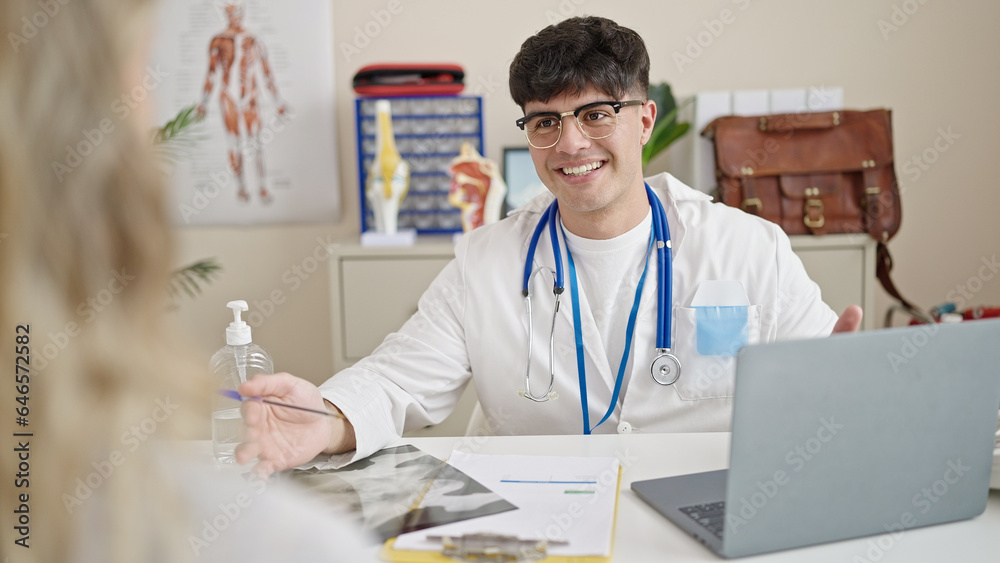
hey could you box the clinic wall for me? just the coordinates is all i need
[174,0,1000,393]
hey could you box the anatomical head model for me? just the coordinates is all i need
[447,143,507,232]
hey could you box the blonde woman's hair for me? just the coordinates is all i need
[1,1,209,561]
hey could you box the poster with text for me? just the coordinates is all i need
[150,0,338,226]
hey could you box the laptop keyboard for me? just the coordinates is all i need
[679,501,726,539]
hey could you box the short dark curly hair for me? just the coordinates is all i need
[508,16,650,109]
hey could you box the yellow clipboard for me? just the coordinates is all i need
[379,467,623,563]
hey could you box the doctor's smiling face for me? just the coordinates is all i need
[524,87,656,240]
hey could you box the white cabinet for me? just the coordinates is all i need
[789,235,876,330]
[329,239,456,372]
[328,238,475,437]
[328,234,876,435]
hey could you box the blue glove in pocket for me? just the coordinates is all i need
[694,305,749,356]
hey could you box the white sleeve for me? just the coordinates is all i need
[771,223,839,339]
[317,244,472,465]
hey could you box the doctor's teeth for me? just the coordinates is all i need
[562,161,603,176]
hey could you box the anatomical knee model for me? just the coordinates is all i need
[366,100,410,234]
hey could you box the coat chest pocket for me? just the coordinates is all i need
[671,305,762,400]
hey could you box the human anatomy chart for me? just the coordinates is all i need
[151,0,338,225]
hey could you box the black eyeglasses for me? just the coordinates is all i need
[515,100,644,149]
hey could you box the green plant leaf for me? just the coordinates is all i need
[153,111,220,306]
[648,83,678,128]
[151,104,207,166]
[168,258,222,302]
[653,105,681,134]
[642,122,690,167]
[642,85,692,169]
[153,105,202,145]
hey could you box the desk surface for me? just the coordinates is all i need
[393,433,999,563]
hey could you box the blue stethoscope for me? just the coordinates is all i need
[521,183,681,433]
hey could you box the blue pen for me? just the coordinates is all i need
[217,389,343,418]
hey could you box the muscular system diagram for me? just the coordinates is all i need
[196,3,288,204]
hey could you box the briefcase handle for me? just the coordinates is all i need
[758,111,842,132]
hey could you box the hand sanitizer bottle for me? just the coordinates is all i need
[210,300,274,464]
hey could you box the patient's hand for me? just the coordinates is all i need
[235,373,355,477]
[831,305,863,334]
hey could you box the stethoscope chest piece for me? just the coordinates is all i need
[650,349,681,386]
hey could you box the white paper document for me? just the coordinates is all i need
[392,451,621,557]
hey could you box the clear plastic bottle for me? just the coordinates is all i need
[210,300,274,464]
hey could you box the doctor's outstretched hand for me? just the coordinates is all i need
[831,305,864,334]
[235,373,356,477]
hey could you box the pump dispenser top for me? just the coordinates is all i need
[226,300,252,346]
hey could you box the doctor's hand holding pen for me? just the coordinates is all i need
[235,373,356,477]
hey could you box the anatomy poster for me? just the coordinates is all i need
[150,0,338,225]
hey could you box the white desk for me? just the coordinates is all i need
[391,433,999,562]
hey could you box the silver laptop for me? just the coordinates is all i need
[632,319,1000,558]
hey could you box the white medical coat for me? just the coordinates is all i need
[320,173,837,462]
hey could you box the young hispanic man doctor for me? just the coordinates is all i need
[235,16,863,476]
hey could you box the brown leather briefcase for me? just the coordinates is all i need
[703,109,901,241]
[704,109,916,311]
